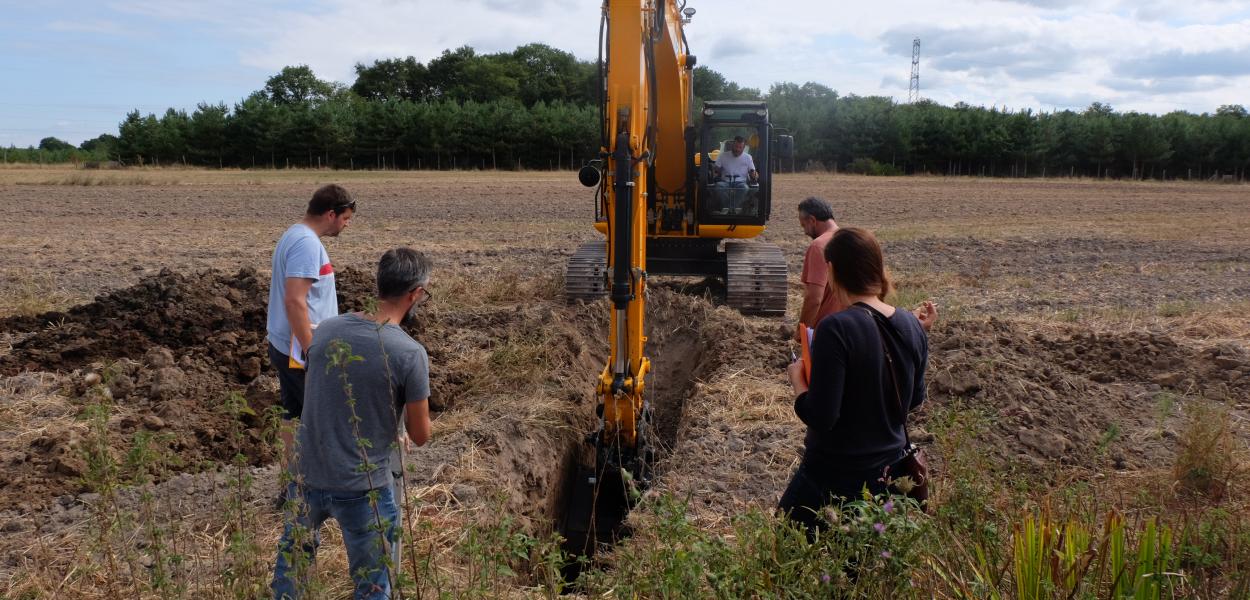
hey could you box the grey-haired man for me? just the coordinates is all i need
[272,247,433,600]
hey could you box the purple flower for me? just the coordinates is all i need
[873,522,886,534]
[883,500,895,514]
[881,550,892,559]
[820,573,831,584]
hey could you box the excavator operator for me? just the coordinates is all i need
[715,135,758,188]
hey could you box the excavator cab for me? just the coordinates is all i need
[693,101,776,225]
[569,98,794,314]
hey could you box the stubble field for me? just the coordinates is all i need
[1,166,1248,597]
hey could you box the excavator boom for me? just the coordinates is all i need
[560,0,790,561]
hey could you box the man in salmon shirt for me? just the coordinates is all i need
[797,196,936,333]
[266,184,355,502]
[797,196,840,329]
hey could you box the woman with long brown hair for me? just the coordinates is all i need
[780,227,931,533]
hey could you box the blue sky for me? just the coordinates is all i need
[2,0,1248,147]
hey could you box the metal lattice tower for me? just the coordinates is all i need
[908,38,921,103]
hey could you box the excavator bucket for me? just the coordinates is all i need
[558,458,632,579]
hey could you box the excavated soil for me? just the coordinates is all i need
[0,267,375,512]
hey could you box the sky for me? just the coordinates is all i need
[1,0,1248,147]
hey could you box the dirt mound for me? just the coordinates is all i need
[0,266,376,379]
[1,267,268,377]
[0,267,380,512]
[4,261,1245,535]
[930,318,1249,471]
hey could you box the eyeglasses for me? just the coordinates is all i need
[409,283,433,306]
[336,200,356,213]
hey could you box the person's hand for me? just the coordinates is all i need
[913,301,938,332]
[397,429,411,453]
[787,360,808,395]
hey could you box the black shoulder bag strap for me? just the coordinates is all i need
[857,304,912,444]
[859,304,930,505]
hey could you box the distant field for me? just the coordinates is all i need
[1,167,1247,319]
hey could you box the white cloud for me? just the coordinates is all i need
[105,0,1250,112]
[224,1,604,83]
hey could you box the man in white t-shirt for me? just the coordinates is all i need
[715,136,758,188]
[267,184,355,491]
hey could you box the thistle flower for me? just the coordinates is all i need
[820,573,831,584]
[883,499,895,514]
[873,522,886,534]
[881,550,892,559]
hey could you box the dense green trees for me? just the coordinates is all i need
[10,42,1247,180]
[764,92,1249,180]
[89,45,601,170]
[38,137,75,152]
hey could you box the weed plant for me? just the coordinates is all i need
[76,367,192,598]
[576,491,925,598]
[79,385,137,599]
[219,391,270,597]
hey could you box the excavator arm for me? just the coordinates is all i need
[561,0,694,559]
[596,0,690,457]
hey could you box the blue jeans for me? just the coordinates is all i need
[271,480,401,600]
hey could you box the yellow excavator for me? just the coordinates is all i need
[560,0,793,556]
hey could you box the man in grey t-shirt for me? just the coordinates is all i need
[272,247,433,600]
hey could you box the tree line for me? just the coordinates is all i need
[8,42,1249,180]
[767,84,1249,180]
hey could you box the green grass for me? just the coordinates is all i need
[889,283,932,311]
[0,269,71,317]
[1156,300,1197,317]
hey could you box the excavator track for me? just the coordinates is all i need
[725,241,787,316]
[566,239,786,315]
[565,240,608,304]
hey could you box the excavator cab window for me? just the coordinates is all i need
[698,124,768,223]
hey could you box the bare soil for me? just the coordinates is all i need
[0,170,1247,588]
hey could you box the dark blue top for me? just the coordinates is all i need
[795,303,929,473]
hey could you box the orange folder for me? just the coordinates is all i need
[798,323,814,386]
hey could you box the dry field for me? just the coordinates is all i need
[1,167,1248,597]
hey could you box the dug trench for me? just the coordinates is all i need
[552,291,711,578]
